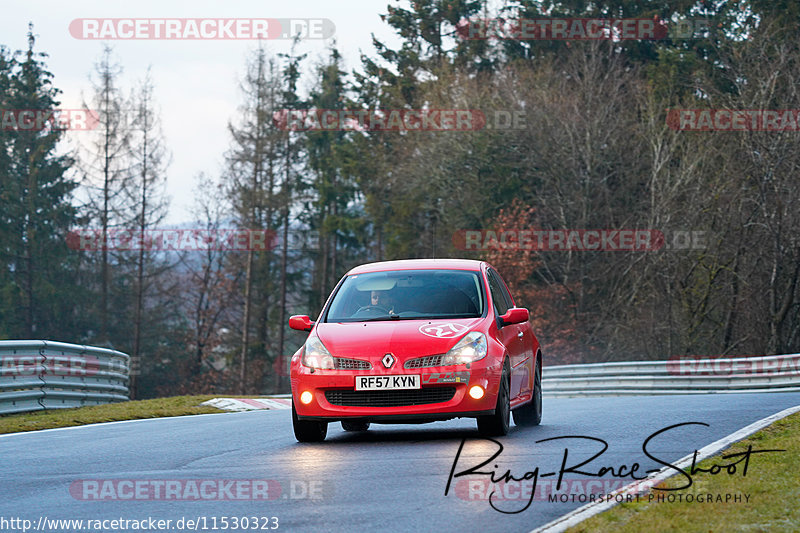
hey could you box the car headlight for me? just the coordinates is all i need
[441,332,487,365]
[301,336,335,369]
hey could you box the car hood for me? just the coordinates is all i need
[314,318,485,360]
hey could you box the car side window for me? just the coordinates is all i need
[493,270,515,309]
[487,269,511,316]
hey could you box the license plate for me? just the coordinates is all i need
[355,375,421,390]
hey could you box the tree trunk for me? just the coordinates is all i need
[239,250,253,394]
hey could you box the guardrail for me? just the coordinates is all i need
[0,340,129,415]
[542,353,800,397]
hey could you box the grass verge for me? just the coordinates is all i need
[0,395,233,435]
[567,411,800,532]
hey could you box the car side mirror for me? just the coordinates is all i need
[289,315,315,332]
[499,307,529,327]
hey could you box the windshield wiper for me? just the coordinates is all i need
[358,315,398,322]
[348,312,478,323]
[360,310,401,321]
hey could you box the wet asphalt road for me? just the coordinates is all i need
[2,392,799,533]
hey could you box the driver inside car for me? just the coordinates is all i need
[369,290,395,314]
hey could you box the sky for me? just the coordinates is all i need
[1,0,403,223]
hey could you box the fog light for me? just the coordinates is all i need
[469,385,485,400]
[300,391,313,404]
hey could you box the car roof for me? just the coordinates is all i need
[346,258,485,275]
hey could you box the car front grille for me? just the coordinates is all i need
[325,387,456,407]
[404,355,444,369]
[333,357,372,370]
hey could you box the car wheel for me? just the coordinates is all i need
[341,420,370,432]
[292,404,328,442]
[477,360,511,437]
[513,356,542,426]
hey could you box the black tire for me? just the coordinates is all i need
[292,404,328,442]
[477,360,511,437]
[513,356,542,427]
[341,420,370,432]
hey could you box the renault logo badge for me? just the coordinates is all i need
[381,353,395,368]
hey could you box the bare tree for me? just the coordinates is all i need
[77,46,133,344]
[124,68,170,397]
[179,173,239,390]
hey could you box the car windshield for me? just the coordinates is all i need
[325,269,485,323]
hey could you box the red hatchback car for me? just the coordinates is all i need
[288,259,542,442]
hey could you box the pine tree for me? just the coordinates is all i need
[0,26,80,339]
[225,46,284,394]
[0,45,16,337]
[303,47,365,308]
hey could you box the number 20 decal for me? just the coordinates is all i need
[418,322,469,339]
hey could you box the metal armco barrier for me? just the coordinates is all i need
[542,353,800,397]
[0,340,129,415]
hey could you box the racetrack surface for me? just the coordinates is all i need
[3,393,799,533]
